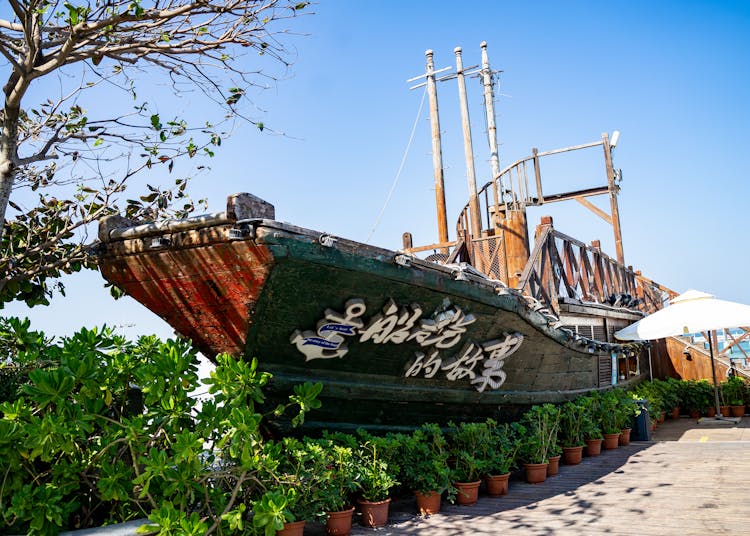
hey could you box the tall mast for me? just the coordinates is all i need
[425,50,449,251]
[455,47,483,254]
[480,42,501,190]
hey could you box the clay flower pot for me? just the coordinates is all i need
[358,498,391,528]
[671,407,680,419]
[585,438,602,456]
[524,462,548,484]
[326,507,355,536]
[485,473,510,496]
[619,428,631,446]
[277,520,305,536]
[603,433,620,450]
[414,490,441,515]
[546,455,561,476]
[730,405,745,418]
[562,445,584,465]
[453,480,481,505]
[707,406,717,417]
[720,406,731,417]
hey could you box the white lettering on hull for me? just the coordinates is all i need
[290,299,523,392]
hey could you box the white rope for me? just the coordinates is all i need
[365,87,427,244]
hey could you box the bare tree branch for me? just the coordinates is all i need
[0,0,310,305]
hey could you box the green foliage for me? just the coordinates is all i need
[353,439,400,502]
[558,399,587,447]
[0,318,321,535]
[480,419,525,475]
[721,376,746,406]
[519,404,561,464]
[398,423,452,495]
[446,420,492,482]
[251,489,295,536]
[681,379,714,413]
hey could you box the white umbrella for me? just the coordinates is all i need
[615,289,750,418]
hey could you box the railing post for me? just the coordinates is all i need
[602,132,624,265]
[501,209,531,288]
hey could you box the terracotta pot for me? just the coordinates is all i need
[720,406,731,417]
[485,473,510,496]
[671,406,680,419]
[414,490,441,515]
[358,498,391,528]
[524,462,548,484]
[731,405,745,417]
[658,411,666,424]
[453,480,481,505]
[689,409,701,419]
[277,520,305,536]
[562,445,584,465]
[584,438,602,456]
[546,455,561,476]
[619,428,631,446]
[707,406,717,417]
[326,507,355,536]
[603,433,620,450]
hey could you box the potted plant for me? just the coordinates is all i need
[558,399,586,465]
[354,439,399,527]
[446,421,491,504]
[304,438,359,535]
[519,404,561,483]
[578,395,604,455]
[613,391,639,445]
[480,420,525,496]
[252,488,305,536]
[253,437,329,536]
[599,390,622,449]
[722,376,746,417]
[398,423,453,515]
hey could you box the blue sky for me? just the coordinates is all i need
[5,0,750,343]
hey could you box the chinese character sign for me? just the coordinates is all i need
[290,298,524,392]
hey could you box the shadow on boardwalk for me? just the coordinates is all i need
[321,417,750,535]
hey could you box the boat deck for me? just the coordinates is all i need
[342,417,750,535]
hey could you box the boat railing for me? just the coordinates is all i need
[517,219,676,316]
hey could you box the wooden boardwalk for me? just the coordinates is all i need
[342,418,750,536]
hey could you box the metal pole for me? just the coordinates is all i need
[425,50,449,252]
[602,132,625,265]
[455,47,483,254]
[709,330,722,417]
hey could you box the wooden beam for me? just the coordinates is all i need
[574,196,613,224]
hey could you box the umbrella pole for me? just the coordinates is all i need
[708,330,722,418]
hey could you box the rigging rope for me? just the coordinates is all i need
[365,87,427,245]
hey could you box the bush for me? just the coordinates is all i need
[0,318,321,535]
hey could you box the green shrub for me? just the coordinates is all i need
[0,318,321,535]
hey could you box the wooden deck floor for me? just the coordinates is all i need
[342,417,750,536]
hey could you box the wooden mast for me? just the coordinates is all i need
[455,47,483,269]
[477,42,529,286]
[425,50,449,253]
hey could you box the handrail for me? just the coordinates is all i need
[517,223,675,316]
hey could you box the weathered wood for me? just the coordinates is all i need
[500,209,529,288]
[455,47,483,268]
[424,50,449,252]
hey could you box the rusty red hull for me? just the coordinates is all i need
[99,225,274,358]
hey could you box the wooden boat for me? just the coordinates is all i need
[96,45,674,432]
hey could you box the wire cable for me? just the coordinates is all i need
[365,87,427,244]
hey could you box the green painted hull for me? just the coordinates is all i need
[246,222,644,432]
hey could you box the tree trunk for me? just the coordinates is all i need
[0,102,20,240]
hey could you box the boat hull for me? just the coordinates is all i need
[98,209,646,432]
